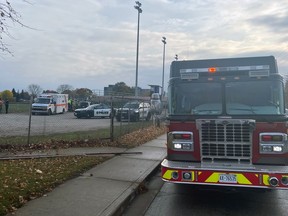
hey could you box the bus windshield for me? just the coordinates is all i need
[169,80,285,115]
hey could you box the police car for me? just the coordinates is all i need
[74,103,113,119]
[115,101,151,122]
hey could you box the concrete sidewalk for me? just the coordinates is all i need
[8,134,167,216]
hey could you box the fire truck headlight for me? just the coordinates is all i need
[259,133,287,154]
[173,142,193,151]
[261,145,273,152]
[174,143,182,149]
[168,131,194,151]
[273,146,283,152]
[182,143,192,150]
[261,145,283,153]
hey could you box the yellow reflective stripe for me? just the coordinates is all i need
[205,172,252,185]
[237,174,252,185]
[263,174,270,186]
[205,173,222,183]
[163,170,176,180]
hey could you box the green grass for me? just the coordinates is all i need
[0,121,153,146]
[7,102,30,113]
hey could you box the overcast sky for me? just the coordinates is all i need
[1,0,288,94]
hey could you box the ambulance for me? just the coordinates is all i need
[31,94,68,115]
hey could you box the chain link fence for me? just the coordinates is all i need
[0,96,167,158]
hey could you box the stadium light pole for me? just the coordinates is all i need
[161,36,167,98]
[134,1,142,97]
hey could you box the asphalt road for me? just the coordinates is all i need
[0,112,116,137]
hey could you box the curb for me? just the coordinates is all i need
[111,162,162,216]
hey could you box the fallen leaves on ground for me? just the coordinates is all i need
[0,156,109,216]
[0,125,166,216]
[0,125,166,154]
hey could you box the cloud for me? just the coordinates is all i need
[248,14,288,33]
[1,0,288,93]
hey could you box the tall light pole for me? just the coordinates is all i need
[161,36,167,98]
[134,1,142,97]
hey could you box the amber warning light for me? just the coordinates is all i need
[208,67,217,73]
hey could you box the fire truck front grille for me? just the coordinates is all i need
[202,143,251,157]
[197,119,254,164]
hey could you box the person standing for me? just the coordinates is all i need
[68,98,73,111]
[5,99,9,114]
[0,98,3,113]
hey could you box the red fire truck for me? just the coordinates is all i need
[161,56,288,190]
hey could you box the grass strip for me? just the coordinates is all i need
[0,121,153,146]
[0,156,110,215]
[0,125,166,215]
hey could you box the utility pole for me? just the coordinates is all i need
[161,36,167,98]
[134,1,142,97]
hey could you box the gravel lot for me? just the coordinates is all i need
[0,112,116,137]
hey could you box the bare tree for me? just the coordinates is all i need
[0,0,25,55]
[27,84,42,98]
[57,84,74,94]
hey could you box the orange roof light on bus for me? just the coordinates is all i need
[208,67,217,73]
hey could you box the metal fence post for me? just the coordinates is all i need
[110,97,114,142]
[27,95,33,145]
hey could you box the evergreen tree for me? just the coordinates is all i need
[16,90,20,102]
[11,88,16,97]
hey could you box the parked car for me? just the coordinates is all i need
[74,103,113,119]
[78,101,91,108]
[115,101,151,122]
[150,93,162,115]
